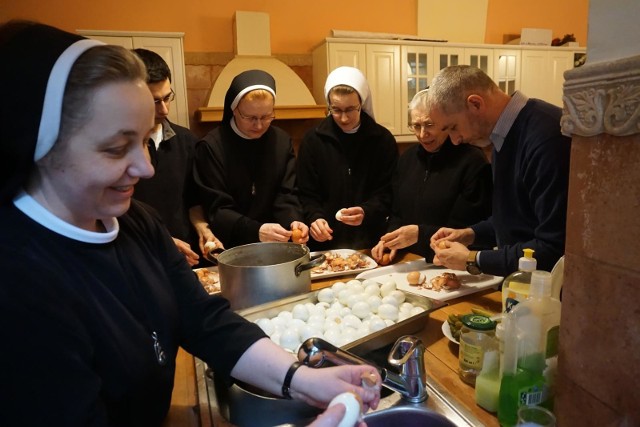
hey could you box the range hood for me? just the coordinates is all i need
[196,11,326,122]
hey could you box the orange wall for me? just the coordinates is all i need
[1,0,588,52]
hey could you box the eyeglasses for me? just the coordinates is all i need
[236,109,276,125]
[154,90,175,105]
[328,105,361,116]
[408,122,434,133]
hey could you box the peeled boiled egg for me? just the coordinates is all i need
[379,280,397,297]
[328,392,363,427]
[335,209,345,221]
[406,271,426,286]
[317,288,335,303]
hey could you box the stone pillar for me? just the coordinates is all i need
[556,55,640,425]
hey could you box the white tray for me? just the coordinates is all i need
[356,258,502,302]
[309,249,377,280]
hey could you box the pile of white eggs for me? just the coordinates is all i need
[252,278,426,352]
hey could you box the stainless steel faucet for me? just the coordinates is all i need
[297,335,428,403]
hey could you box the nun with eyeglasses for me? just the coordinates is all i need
[296,66,398,252]
[194,70,309,249]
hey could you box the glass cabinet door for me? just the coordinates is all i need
[494,49,521,95]
[401,46,434,135]
[465,48,494,76]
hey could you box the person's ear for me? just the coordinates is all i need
[466,94,484,113]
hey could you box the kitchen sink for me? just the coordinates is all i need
[195,344,486,427]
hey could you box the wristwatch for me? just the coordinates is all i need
[466,250,482,275]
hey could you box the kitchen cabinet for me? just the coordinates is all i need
[77,30,190,129]
[520,50,574,107]
[313,38,584,138]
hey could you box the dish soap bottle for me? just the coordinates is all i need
[501,248,537,313]
[512,270,561,410]
[498,271,558,426]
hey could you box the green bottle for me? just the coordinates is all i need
[497,313,549,426]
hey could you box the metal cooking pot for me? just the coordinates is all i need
[217,242,325,310]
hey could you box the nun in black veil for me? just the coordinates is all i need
[194,70,309,248]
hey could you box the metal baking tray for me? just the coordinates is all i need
[236,289,447,355]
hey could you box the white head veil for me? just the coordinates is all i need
[324,66,374,120]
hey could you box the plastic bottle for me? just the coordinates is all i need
[475,349,501,412]
[497,271,560,426]
[502,248,537,313]
[514,270,562,409]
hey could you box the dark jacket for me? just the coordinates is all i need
[135,120,198,247]
[297,113,398,250]
[194,124,304,248]
[389,139,493,259]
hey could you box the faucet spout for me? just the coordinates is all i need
[297,336,428,403]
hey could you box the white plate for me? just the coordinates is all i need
[441,320,459,345]
[356,259,503,301]
[309,249,378,280]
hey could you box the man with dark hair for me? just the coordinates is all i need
[133,48,222,266]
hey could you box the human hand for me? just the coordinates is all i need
[306,403,367,427]
[371,241,396,264]
[291,365,381,411]
[290,221,310,244]
[432,241,469,271]
[336,207,365,226]
[172,237,200,267]
[379,225,419,251]
[259,223,292,242]
[430,227,475,248]
[197,228,224,256]
[310,219,333,242]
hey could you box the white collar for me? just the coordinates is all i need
[13,190,119,243]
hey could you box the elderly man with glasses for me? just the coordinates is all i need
[371,89,493,264]
[132,49,222,267]
[296,67,398,251]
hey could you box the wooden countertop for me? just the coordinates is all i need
[165,252,501,427]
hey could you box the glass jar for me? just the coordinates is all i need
[458,314,497,386]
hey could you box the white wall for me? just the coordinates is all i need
[587,0,640,63]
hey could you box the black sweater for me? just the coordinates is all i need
[388,139,493,259]
[296,113,398,250]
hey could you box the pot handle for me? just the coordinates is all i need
[295,253,326,277]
